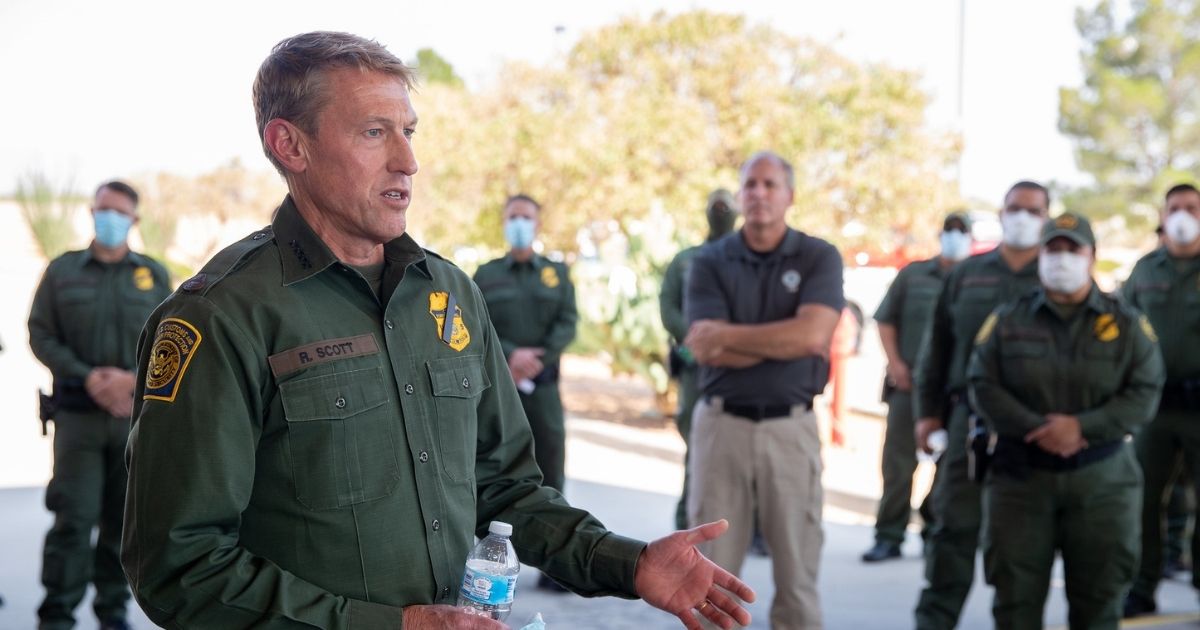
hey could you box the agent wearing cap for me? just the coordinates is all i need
[659,188,738,532]
[862,211,971,563]
[1122,182,1200,617]
[967,212,1164,629]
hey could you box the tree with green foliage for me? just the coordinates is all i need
[15,170,78,260]
[412,48,464,88]
[411,10,958,386]
[1059,0,1200,236]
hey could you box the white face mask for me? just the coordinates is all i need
[1038,251,1091,294]
[939,231,972,261]
[1001,211,1045,249]
[1165,211,1200,246]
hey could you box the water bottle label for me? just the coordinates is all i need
[460,567,517,606]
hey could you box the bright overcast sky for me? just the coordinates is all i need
[0,0,1096,204]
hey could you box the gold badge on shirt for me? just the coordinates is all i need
[144,318,203,403]
[1093,313,1119,342]
[133,266,154,291]
[540,266,560,288]
[429,291,471,351]
[974,312,998,346]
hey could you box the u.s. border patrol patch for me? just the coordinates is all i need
[541,266,560,288]
[1093,313,1119,342]
[133,266,154,291]
[429,291,471,351]
[144,318,202,402]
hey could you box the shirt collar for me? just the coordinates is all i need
[271,195,430,286]
[1030,283,1107,316]
[504,252,545,269]
[83,244,144,268]
[726,228,803,261]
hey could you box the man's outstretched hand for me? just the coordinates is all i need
[635,520,756,630]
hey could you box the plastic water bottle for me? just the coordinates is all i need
[457,521,520,621]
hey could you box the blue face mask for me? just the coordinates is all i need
[939,230,972,261]
[504,217,536,249]
[94,209,134,248]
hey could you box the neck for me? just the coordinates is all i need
[90,240,129,264]
[510,247,534,263]
[291,189,385,266]
[1046,282,1091,305]
[937,255,958,270]
[999,243,1038,272]
[1166,238,1200,259]
[741,223,788,253]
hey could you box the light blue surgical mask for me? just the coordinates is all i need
[94,209,134,248]
[939,230,972,261]
[504,217,536,249]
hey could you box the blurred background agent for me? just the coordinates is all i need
[969,212,1164,630]
[474,194,579,591]
[27,180,171,630]
[862,211,972,564]
[912,181,1049,629]
[684,151,844,629]
[1122,182,1200,617]
[658,188,738,532]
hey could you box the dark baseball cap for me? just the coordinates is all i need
[943,211,971,231]
[1040,212,1095,247]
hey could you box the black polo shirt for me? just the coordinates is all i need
[685,228,844,406]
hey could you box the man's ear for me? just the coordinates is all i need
[264,118,310,174]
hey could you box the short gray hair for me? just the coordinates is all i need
[252,31,417,174]
[739,151,795,190]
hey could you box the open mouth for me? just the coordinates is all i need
[382,189,410,202]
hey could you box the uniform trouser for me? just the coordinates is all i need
[1162,466,1193,567]
[983,444,1141,630]
[674,365,700,531]
[914,403,979,630]
[1132,408,1200,600]
[39,410,131,629]
[519,383,566,493]
[688,398,823,630]
[873,389,934,546]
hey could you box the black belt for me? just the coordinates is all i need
[995,436,1125,473]
[708,397,812,422]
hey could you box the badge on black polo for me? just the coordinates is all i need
[781,269,802,293]
[144,318,203,402]
[429,291,471,351]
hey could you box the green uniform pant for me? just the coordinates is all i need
[39,411,131,629]
[674,365,700,531]
[915,402,979,630]
[519,383,566,493]
[1132,408,1200,600]
[983,444,1141,630]
[874,389,934,546]
[1163,467,1193,568]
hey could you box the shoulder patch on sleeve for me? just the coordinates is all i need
[975,312,999,346]
[144,318,203,402]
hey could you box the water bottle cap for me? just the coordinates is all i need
[488,521,512,537]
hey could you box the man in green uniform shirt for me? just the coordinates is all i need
[658,189,738,531]
[913,181,1049,629]
[29,180,171,630]
[969,212,1164,630]
[473,194,576,496]
[861,211,971,563]
[1123,182,1200,617]
[121,31,754,630]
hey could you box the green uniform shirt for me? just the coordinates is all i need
[914,249,1040,420]
[123,197,642,630]
[29,247,171,382]
[1121,247,1200,384]
[873,257,948,367]
[472,254,577,369]
[660,245,701,343]
[968,286,1164,442]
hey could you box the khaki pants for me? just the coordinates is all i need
[688,398,824,630]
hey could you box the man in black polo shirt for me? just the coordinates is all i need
[684,151,844,629]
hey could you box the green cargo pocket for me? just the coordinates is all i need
[280,366,398,510]
[427,354,490,482]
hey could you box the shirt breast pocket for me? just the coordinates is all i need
[427,355,490,483]
[279,366,398,510]
[999,338,1050,391]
